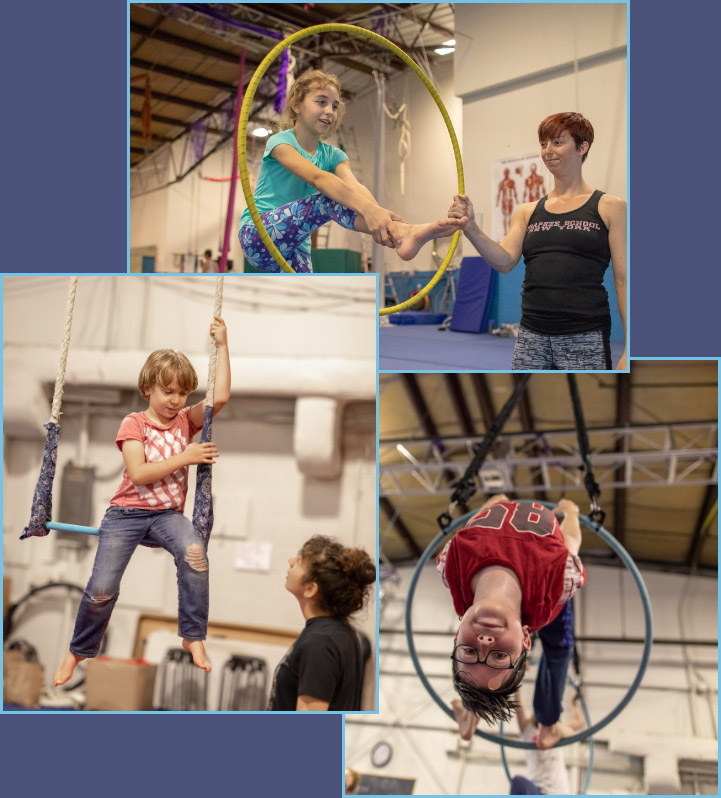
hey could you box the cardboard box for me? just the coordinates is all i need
[84,657,157,711]
[4,652,44,708]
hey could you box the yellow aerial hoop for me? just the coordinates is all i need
[237,23,465,316]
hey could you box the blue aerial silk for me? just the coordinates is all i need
[192,404,215,546]
[20,422,59,539]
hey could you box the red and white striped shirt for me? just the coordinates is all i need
[110,409,201,512]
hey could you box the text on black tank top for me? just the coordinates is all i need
[520,189,612,335]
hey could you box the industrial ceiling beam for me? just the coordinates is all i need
[443,374,474,436]
[380,422,718,497]
[129,129,173,143]
[686,483,718,569]
[387,3,456,38]
[244,2,336,29]
[130,85,220,113]
[130,109,191,129]
[469,374,495,431]
[400,373,439,439]
[130,58,237,92]
[380,497,423,559]
[399,373,456,489]
[130,21,242,64]
[613,372,631,545]
[513,374,548,502]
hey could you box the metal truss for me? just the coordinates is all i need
[380,422,718,497]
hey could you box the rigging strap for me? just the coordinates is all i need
[567,374,605,526]
[438,375,531,530]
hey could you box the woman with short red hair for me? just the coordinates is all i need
[449,112,627,370]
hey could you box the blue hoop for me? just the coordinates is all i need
[46,522,98,536]
[404,501,653,749]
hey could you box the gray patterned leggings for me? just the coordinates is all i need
[511,326,612,370]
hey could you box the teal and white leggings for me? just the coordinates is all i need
[239,193,357,273]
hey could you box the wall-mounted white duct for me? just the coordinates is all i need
[4,346,375,478]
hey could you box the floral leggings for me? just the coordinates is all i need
[239,192,357,273]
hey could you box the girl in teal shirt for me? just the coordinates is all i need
[239,69,461,272]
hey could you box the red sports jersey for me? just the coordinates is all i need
[437,501,586,631]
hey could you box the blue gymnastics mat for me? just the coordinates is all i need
[380,325,625,371]
[388,311,447,325]
[450,257,497,333]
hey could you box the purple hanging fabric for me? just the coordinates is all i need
[192,404,215,546]
[190,119,207,162]
[219,96,235,134]
[275,49,289,115]
[20,422,60,539]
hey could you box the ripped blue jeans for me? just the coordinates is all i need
[239,192,358,273]
[69,507,209,657]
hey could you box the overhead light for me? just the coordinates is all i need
[442,39,456,46]
[252,127,270,138]
[434,46,455,56]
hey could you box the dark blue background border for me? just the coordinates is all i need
[1,1,714,794]
[6,2,127,275]
[0,713,342,794]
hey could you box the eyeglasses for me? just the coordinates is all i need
[450,643,519,670]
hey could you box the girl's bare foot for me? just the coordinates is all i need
[182,639,211,672]
[54,652,85,686]
[451,698,479,741]
[396,218,464,261]
[536,722,563,749]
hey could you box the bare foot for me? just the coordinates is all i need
[54,652,85,686]
[451,698,479,741]
[536,722,563,749]
[182,639,211,673]
[395,218,464,261]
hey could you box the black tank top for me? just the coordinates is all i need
[520,189,611,335]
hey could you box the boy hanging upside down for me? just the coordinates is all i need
[437,495,586,749]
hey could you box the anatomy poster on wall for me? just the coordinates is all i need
[491,153,551,241]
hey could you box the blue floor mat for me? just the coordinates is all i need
[380,326,625,371]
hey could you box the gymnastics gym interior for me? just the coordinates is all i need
[344,364,718,796]
[2,275,376,712]
[129,3,626,370]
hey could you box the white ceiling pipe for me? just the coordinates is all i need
[4,346,375,437]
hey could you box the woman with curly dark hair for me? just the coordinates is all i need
[268,535,376,711]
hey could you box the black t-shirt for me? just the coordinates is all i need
[267,616,364,711]
[520,189,612,335]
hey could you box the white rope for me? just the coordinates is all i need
[373,72,411,195]
[205,275,224,406]
[50,277,78,425]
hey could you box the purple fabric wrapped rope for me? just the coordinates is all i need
[20,422,60,539]
[274,49,289,115]
[190,119,207,163]
[192,404,215,546]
